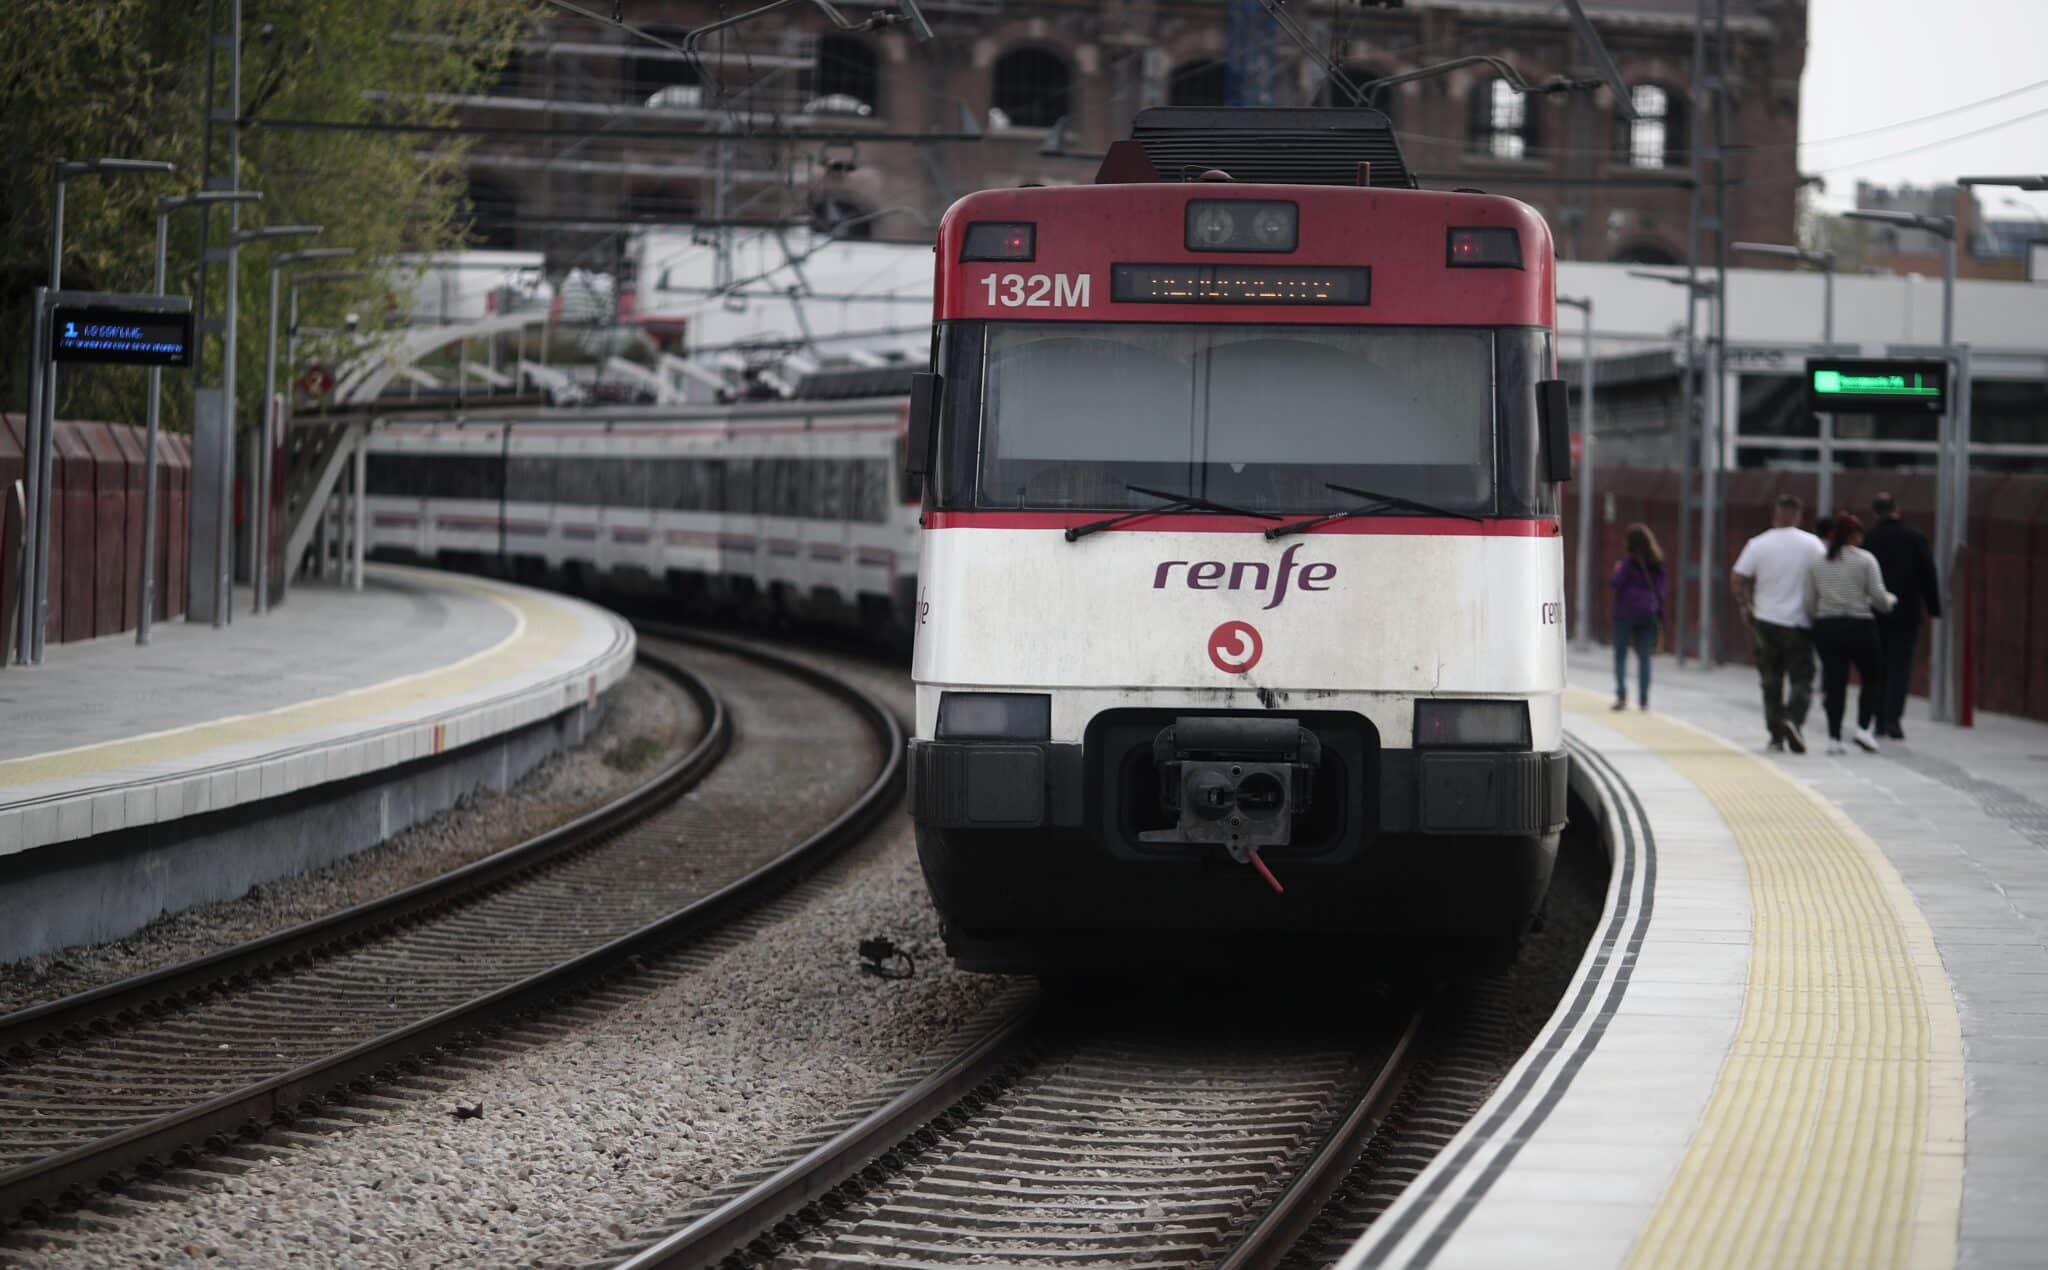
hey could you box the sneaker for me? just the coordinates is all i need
[1768,738,1786,752]
[1827,741,1847,755]
[1853,725,1880,753]
[1781,720,1807,755]
[1611,697,1627,712]
[1886,726,1906,741]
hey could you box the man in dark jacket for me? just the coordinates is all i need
[1864,492,1942,739]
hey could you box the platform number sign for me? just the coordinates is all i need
[50,304,194,368]
[1805,358,1947,416]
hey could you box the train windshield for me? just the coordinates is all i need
[969,322,1496,514]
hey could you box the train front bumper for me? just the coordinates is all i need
[906,719,1569,972]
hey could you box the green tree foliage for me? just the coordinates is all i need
[0,0,529,433]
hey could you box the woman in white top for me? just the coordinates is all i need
[1805,512,1896,753]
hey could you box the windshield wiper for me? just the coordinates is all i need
[1065,483,1279,542]
[1264,482,1483,540]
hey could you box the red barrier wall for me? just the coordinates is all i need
[0,415,191,651]
[1565,467,2048,723]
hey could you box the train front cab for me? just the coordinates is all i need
[910,694,1569,973]
[904,169,1576,975]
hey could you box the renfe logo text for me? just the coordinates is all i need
[1152,543,1335,611]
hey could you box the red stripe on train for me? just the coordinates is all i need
[920,511,1560,537]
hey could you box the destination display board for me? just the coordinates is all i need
[1805,357,1948,416]
[51,305,195,368]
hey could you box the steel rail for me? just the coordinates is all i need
[618,997,1043,1269]
[0,649,726,1057]
[0,631,903,1229]
[1218,1006,1428,1270]
[621,1001,1426,1269]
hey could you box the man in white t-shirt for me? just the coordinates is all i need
[1731,494,1826,753]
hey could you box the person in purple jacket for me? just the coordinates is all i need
[1609,523,1667,710]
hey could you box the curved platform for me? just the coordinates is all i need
[0,565,633,960]
[1344,650,2048,1269]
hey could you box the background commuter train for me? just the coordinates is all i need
[364,382,923,636]
[902,109,1576,973]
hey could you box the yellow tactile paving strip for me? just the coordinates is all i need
[1563,687,1964,1270]
[0,569,584,791]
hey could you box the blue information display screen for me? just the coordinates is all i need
[51,305,194,368]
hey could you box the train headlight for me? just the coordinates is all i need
[1189,203,1237,248]
[1414,699,1531,749]
[1446,226,1523,269]
[937,692,1051,740]
[1185,200,1297,252]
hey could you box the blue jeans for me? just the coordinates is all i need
[1614,614,1657,705]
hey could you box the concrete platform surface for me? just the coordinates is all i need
[1345,646,2048,1270]
[0,564,633,859]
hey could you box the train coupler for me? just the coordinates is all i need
[1140,718,1320,893]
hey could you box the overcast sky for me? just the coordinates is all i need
[1801,0,2048,222]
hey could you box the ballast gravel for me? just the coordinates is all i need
[34,815,1003,1269]
[0,665,691,1014]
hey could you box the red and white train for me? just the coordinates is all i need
[903,109,1575,972]
[364,388,924,634]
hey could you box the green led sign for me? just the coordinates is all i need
[1805,357,1948,416]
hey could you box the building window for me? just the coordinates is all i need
[1468,77,1535,160]
[631,25,701,107]
[1316,63,1392,115]
[463,177,518,250]
[812,195,873,239]
[991,47,1070,129]
[1611,241,1679,265]
[1617,84,1686,169]
[1168,59,1226,108]
[809,34,878,116]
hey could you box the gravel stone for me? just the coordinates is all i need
[0,666,692,1014]
[24,642,1015,1269]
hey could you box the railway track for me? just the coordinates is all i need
[0,632,902,1233]
[617,994,1423,1269]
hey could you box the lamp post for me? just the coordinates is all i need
[1557,295,1595,650]
[1733,239,1838,512]
[137,189,264,646]
[257,246,354,614]
[230,224,322,617]
[1843,205,1964,721]
[15,157,174,665]
[1630,269,1721,666]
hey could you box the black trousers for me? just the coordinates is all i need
[1876,616,1920,732]
[1812,617,1884,740]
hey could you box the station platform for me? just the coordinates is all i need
[0,565,633,961]
[1347,647,2048,1270]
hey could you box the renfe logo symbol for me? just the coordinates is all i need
[1153,542,1335,611]
[1208,621,1263,674]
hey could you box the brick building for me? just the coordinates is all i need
[457,0,1807,280]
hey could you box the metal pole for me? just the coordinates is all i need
[1817,255,1836,518]
[30,170,71,664]
[217,0,243,628]
[1561,299,1595,650]
[139,210,172,645]
[17,289,48,664]
[255,261,279,613]
[1953,344,1973,726]
[351,432,366,591]
[1705,0,1729,667]
[279,282,299,603]
[17,294,43,664]
[1931,226,1959,721]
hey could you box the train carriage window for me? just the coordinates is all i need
[856,458,888,522]
[508,454,555,503]
[815,459,846,520]
[704,459,725,512]
[727,458,754,513]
